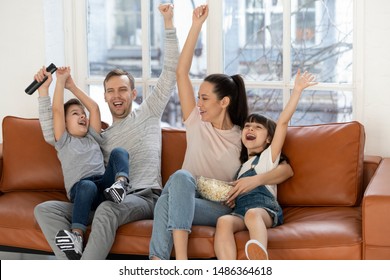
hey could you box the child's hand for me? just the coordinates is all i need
[55,66,71,84]
[192,4,208,25]
[34,66,52,90]
[294,69,318,92]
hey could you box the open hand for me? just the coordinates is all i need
[226,176,259,204]
[294,69,318,91]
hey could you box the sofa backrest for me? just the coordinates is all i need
[1,117,365,207]
[161,127,186,186]
[0,116,64,192]
[160,121,366,207]
[278,121,365,207]
[0,116,187,193]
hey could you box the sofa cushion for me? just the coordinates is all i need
[0,191,68,252]
[111,220,216,259]
[161,127,186,186]
[0,116,64,192]
[235,206,362,260]
[0,143,3,186]
[278,121,365,207]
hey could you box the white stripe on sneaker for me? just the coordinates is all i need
[55,229,83,260]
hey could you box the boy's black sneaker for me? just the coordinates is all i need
[55,229,83,260]
[104,180,126,204]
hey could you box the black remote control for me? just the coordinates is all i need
[25,63,57,95]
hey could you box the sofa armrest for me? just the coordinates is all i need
[0,143,3,184]
[363,155,382,190]
[362,158,390,259]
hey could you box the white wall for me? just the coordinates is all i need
[0,0,390,157]
[361,1,390,157]
[0,0,45,128]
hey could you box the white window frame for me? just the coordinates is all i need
[63,0,364,122]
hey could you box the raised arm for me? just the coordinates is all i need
[52,67,70,141]
[65,70,101,133]
[140,3,179,118]
[176,4,208,121]
[159,3,174,29]
[270,69,317,162]
[35,66,55,145]
[35,66,53,98]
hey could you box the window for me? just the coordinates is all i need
[75,0,356,126]
[223,0,353,125]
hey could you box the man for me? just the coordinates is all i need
[34,3,178,260]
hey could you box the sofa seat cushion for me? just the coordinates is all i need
[235,206,362,260]
[111,220,217,259]
[0,191,68,252]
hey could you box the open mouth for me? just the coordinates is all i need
[245,133,256,141]
[78,120,86,126]
[113,101,124,108]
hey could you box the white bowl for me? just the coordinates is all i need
[196,176,233,202]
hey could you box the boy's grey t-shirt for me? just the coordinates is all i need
[55,128,105,198]
[38,28,179,193]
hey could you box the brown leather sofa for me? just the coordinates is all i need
[0,116,389,260]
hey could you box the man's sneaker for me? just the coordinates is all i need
[245,239,269,260]
[55,229,83,260]
[104,180,126,204]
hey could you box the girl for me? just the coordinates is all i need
[214,69,317,260]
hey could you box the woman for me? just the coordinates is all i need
[149,4,293,260]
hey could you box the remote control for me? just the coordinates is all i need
[25,63,57,95]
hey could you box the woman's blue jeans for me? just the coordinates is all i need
[70,147,129,232]
[149,169,232,260]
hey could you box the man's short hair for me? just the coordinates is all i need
[103,69,135,91]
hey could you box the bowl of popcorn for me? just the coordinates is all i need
[196,176,233,202]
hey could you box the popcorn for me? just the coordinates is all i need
[196,176,233,202]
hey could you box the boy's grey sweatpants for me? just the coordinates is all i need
[34,188,158,260]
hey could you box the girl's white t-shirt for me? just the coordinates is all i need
[237,146,280,197]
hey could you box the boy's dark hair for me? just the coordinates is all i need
[64,98,84,116]
[239,113,289,164]
[103,69,135,91]
[204,74,248,127]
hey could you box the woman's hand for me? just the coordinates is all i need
[192,4,208,25]
[226,176,259,204]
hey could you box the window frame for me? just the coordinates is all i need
[65,0,364,124]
